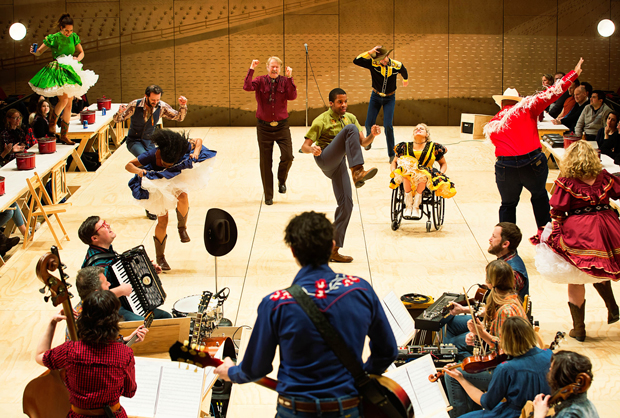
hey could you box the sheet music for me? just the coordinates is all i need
[121,357,163,417]
[155,365,205,418]
[381,291,417,346]
[385,354,449,418]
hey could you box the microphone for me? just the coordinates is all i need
[304,43,308,54]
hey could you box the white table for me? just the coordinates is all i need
[66,103,125,171]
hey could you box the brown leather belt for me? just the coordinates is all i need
[258,118,288,127]
[277,395,360,413]
[372,88,396,97]
[71,402,121,416]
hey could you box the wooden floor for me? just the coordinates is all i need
[1,126,618,417]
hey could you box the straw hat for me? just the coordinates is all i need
[492,88,522,107]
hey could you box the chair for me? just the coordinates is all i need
[24,173,72,249]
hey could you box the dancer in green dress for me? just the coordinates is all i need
[29,14,98,145]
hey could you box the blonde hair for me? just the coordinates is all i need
[412,123,431,142]
[500,316,537,356]
[560,140,602,179]
[266,56,283,68]
[483,260,517,328]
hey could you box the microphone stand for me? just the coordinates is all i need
[305,43,309,128]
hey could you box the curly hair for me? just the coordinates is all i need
[560,140,602,179]
[412,123,431,142]
[284,211,334,267]
[151,129,190,165]
[77,290,122,345]
[548,351,594,391]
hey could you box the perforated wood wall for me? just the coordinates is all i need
[1,0,618,126]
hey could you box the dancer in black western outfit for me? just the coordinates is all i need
[244,57,296,205]
[353,45,408,163]
[301,88,380,263]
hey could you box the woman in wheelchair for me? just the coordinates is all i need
[389,123,456,218]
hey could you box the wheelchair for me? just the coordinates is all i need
[390,183,445,232]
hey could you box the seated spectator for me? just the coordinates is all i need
[31,99,51,139]
[556,85,588,132]
[0,203,28,240]
[554,72,566,82]
[549,76,575,118]
[575,90,612,141]
[0,109,37,166]
[581,81,593,97]
[0,231,20,257]
[597,111,620,162]
[542,74,554,89]
[552,79,579,122]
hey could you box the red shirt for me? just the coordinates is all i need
[485,71,578,157]
[43,341,137,418]
[243,69,297,122]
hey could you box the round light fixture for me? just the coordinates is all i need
[9,22,27,41]
[598,19,615,37]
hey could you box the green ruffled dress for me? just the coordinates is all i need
[28,32,98,98]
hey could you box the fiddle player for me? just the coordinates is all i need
[214,211,398,417]
[532,351,600,418]
[35,291,138,418]
[441,259,527,417]
[444,316,552,418]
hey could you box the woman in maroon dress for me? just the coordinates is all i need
[534,140,620,342]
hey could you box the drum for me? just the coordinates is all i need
[172,295,202,318]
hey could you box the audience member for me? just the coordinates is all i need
[0,109,37,166]
[554,72,566,82]
[549,76,575,118]
[575,90,612,141]
[597,111,620,162]
[31,100,51,139]
[553,79,579,122]
[556,85,588,132]
[542,74,554,89]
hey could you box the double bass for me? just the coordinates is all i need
[23,247,75,418]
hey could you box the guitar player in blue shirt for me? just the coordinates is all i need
[215,211,398,418]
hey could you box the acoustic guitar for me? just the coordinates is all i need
[169,340,414,418]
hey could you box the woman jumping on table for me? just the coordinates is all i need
[125,129,216,271]
[389,123,456,218]
[29,14,99,145]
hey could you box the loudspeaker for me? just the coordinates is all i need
[461,122,474,134]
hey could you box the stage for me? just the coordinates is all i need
[1,126,618,417]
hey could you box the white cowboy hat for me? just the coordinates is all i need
[492,88,522,107]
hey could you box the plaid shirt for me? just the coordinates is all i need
[488,294,527,339]
[113,99,187,124]
[43,340,136,417]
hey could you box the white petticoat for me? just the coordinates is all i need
[534,222,604,284]
[134,157,216,217]
[29,55,99,98]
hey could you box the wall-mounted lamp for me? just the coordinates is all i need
[9,22,27,40]
[597,19,615,37]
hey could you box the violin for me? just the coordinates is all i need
[429,331,566,383]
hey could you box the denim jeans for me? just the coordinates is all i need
[365,91,396,158]
[126,137,155,158]
[444,369,493,418]
[0,203,25,228]
[119,306,172,321]
[275,397,361,418]
[495,151,550,227]
[441,315,474,360]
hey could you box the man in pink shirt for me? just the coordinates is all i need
[244,57,297,206]
[484,58,583,228]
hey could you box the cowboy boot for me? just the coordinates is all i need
[330,246,353,263]
[350,165,378,188]
[404,191,414,218]
[48,108,58,136]
[0,234,20,257]
[153,235,171,271]
[593,281,620,324]
[568,301,586,342]
[176,208,190,243]
[58,120,75,145]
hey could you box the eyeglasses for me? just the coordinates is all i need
[94,220,110,234]
[9,116,21,120]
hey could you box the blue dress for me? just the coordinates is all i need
[128,143,216,216]
[461,347,552,418]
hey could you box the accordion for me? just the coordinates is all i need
[109,246,166,317]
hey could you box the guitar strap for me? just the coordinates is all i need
[286,284,404,417]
